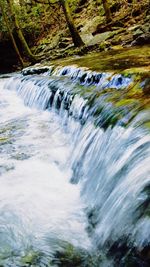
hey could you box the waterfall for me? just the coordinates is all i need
[0,66,150,266]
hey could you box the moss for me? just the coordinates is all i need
[99,42,106,51]
[144,121,150,130]
[0,136,11,144]
[115,98,138,107]
[52,46,150,73]
[56,244,83,266]
[20,250,48,266]
[0,137,9,142]
[30,47,150,129]
[53,242,102,267]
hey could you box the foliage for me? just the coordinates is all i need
[0,0,150,69]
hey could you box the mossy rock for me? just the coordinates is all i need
[20,250,50,266]
[52,46,150,72]
[52,241,102,267]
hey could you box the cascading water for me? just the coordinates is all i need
[0,66,150,267]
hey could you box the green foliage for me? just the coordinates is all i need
[68,0,80,12]
[0,1,10,36]
[16,4,43,40]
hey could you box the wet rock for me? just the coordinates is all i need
[79,73,87,84]
[11,153,30,160]
[0,73,14,78]
[143,78,150,95]
[107,239,150,267]
[120,255,150,267]
[53,241,101,267]
[22,66,51,76]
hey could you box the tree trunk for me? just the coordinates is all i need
[7,0,37,62]
[102,0,112,23]
[0,0,25,67]
[60,0,84,47]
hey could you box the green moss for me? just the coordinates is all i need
[53,242,102,267]
[0,137,9,142]
[99,42,106,51]
[0,136,11,144]
[56,244,83,266]
[20,250,47,266]
[115,98,139,107]
[52,46,150,73]
[144,121,150,129]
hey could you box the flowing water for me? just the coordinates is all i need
[0,67,150,267]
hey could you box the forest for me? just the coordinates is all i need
[0,0,150,72]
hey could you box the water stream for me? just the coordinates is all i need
[0,67,150,267]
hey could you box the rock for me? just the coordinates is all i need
[111,35,122,45]
[133,28,144,38]
[131,34,150,46]
[81,33,93,44]
[80,16,103,35]
[0,74,13,78]
[58,36,72,49]
[145,15,150,23]
[129,23,150,46]
[22,66,52,76]
[128,25,141,32]
[87,31,116,46]
[142,23,150,34]
[58,41,70,49]
[118,33,133,46]
[143,78,150,95]
[93,23,111,35]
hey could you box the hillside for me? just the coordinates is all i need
[0,0,150,73]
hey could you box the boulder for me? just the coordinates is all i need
[87,31,116,46]
[131,34,150,46]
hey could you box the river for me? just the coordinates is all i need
[0,67,150,266]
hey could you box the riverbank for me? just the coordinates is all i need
[0,0,149,74]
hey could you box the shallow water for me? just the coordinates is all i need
[0,78,91,266]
